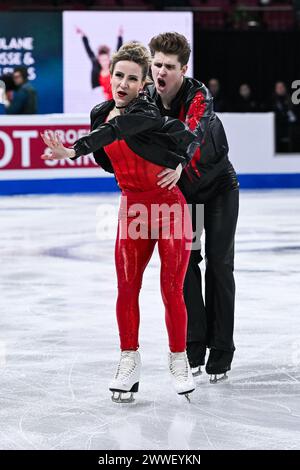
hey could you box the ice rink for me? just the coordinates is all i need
[0,189,299,450]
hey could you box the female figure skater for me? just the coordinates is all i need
[41,42,196,403]
[76,26,123,100]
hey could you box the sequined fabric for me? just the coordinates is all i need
[104,139,192,352]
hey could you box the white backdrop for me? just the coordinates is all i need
[221,113,300,174]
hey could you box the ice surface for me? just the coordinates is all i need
[0,189,299,450]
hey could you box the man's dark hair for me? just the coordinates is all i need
[13,66,28,81]
[148,32,191,67]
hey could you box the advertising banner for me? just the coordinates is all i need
[0,12,63,113]
[63,11,193,113]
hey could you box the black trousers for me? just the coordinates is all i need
[184,188,239,360]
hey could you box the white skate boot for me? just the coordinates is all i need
[168,351,195,401]
[109,350,141,403]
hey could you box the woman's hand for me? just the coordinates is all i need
[157,163,183,190]
[40,130,75,161]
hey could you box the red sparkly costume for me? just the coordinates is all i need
[104,139,192,352]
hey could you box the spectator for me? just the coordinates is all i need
[208,78,228,112]
[4,66,37,114]
[0,80,7,114]
[235,83,258,112]
[270,81,297,152]
[0,72,16,93]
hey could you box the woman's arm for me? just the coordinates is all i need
[76,27,96,62]
[116,25,123,51]
[40,125,116,161]
[82,36,96,61]
[40,130,115,175]
[39,105,161,162]
[70,98,163,159]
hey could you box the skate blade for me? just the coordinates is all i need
[111,391,135,403]
[192,366,202,377]
[184,393,191,403]
[178,388,195,403]
[109,381,139,403]
[209,372,228,384]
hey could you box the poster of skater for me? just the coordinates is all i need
[0,12,63,114]
[63,11,193,113]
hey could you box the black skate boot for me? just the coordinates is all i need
[187,342,206,377]
[205,349,233,384]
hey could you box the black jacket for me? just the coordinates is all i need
[147,78,238,201]
[72,94,196,173]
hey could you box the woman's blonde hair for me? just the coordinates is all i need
[110,41,152,83]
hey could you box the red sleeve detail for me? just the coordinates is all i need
[185,93,206,176]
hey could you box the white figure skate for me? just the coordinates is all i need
[168,351,195,401]
[109,350,141,403]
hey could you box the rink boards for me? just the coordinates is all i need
[0,113,300,195]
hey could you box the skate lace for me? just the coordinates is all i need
[169,353,188,382]
[115,352,136,380]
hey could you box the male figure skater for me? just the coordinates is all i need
[148,32,239,382]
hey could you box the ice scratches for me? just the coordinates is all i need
[41,244,100,262]
[231,368,300,386]
[67,354,79,400]
[200,422,215,449]
[238,246,300,254]
[0,190,300,449]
